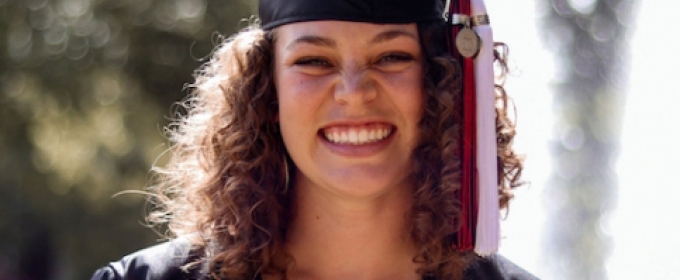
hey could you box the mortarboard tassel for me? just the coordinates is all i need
[471,0,500,256]
[445,0,499,255]
[445,0,477,252]
[459,0,479,254]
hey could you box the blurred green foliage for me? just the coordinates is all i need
[0,0,255,279]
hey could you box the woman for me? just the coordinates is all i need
[93,0,534,279]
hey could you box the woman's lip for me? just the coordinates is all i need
[320,120,395,129]
[320,123,394,135]
[318,128,396,157]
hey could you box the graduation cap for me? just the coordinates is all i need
[260,0,500,256]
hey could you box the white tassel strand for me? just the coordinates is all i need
[472,0,500,256]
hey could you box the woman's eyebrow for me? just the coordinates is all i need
[369,29,418,45]
[286,35,337,50]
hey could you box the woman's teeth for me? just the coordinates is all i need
[323,126,393,145]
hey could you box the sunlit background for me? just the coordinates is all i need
[490,0,680,279]
[2,0,678,279]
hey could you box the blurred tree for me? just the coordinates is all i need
[538,0,638,279]
[0,0,255,279]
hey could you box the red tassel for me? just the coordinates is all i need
[448,0,477,252]
[463,0,478,253]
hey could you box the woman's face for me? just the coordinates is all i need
[274,21,424,199]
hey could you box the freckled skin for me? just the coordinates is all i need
[274,21,424,199]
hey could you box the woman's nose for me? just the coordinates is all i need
[333,68,377,106]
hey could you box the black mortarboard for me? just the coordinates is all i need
[259,0,444,30]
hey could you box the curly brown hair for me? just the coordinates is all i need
[149,21,522,280]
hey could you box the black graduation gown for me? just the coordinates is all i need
[91,240,539,280]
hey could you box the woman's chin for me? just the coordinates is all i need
[315,170,410,200]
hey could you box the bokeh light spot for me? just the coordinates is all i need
[568,0,597,15]
[560,125,585,151]
[24,0,48,11]
[8,23,33,60]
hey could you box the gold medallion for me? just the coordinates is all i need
[456,28,480,58]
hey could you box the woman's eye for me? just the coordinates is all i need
[377,53,414,64]
[294,57,332,67]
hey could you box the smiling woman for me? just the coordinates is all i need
[91,1,532,280]
[276,22,424,199]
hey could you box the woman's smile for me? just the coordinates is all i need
[318,122,397,157]
[321,123,394,146]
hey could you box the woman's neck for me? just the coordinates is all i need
[282,178,420,280]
